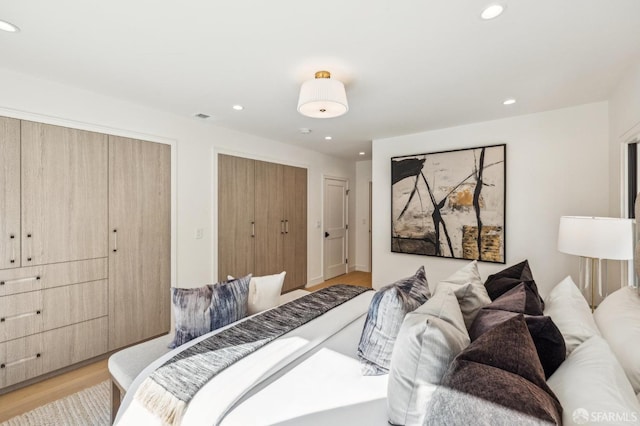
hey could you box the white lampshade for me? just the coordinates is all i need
[557,216,634,260]
[297,71,348,118]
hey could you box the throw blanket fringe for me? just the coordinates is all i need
[135,284,370,425]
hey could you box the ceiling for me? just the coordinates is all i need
[1,1,639,160]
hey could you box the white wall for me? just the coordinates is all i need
[0,68,356,288]
[372,102,610,297]
[355,160,372,271]
[609,59,640,217]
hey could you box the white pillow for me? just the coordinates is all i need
[434,260,491,328]
[547,336,640,426]
[595,286,640,394]
[543,276,600,356]
[228,272,286,315]
[387,289,470,426]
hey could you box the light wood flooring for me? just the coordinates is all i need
[0,271,372,422]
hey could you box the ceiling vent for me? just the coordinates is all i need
[194,113,211,119]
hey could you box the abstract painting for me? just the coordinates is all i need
[391,144,506,263]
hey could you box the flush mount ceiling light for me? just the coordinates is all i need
[324,136,332,140]
[481,4,505,20]
[232,105,244,111]
[503,98,516,105]
[297,71,348,118]
[0,19,20,32]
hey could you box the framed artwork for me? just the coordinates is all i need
[391,144,506,263]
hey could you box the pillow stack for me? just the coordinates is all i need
[425,315,563,425]
[169,274,252,348]
[357,266,431,375]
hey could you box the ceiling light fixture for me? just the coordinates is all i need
[0,19,20,33]
[232,105,244,111]
[503,98,516,105]
[480,4,505,20]
[325,136,332,141]
[297,71,348,118]
[359,152,366,156]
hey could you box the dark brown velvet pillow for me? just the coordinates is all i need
[484,282,544,316]
[425,315,562,425]
[469,309,566,378]
[484,260,545,309]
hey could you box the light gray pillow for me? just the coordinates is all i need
[435,260,491,329]
[387,289,470,426]
[357,266,431,375]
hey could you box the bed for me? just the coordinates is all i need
[113,268,640,426]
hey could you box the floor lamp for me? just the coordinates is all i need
[557,216,634,310]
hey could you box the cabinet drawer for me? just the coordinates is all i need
[0,258,107,296]
[0,280,108,343]
[0,317,108,388]
[0,291,43,342]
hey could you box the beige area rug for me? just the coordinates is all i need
[1,381,110,426]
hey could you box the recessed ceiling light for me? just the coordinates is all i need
[0,20,20,33]
[503,98,516,105]
[232,105,244,111]
[325,136,332,141]
[480,4,505,20]
[359,152,366,156]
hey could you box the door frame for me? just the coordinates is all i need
[322,175,349,280]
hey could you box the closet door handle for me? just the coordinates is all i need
[26,233,33,263]
[9,233,15,264]
[285,220,289,234]
[251,221,255,238]
[280,220,285,234]
[112,229,118,252]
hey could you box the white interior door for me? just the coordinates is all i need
[324,177,348,280]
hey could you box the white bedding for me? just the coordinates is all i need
[115,291,376,426]
[222,315,389,426]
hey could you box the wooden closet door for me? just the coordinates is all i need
[282,166,307,292]
[0,117,21,270]
[21,122,108,266]
[254,161,284,277]
[218,154,255,281]
[108,136,170,350]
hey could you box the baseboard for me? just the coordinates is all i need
[348,265,357,273]
[306,275,324,287]
[355,264,371,272]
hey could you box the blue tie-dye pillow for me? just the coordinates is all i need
[168,274,252,349]
[210,274,251,330]
[357,266,431,375]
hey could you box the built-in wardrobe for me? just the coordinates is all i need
[218,154,307,292]
[0,117,170,390]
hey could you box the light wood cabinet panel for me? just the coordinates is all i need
[108,136,170,350]
[218,154,255,281]
[0,317,107,388]
[282,166,307,292]
[0,258,107,297]
[0,117,21,270]
[43,280,108,332]
[254,161,284,277]
[21,122,108,266]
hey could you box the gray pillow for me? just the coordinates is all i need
[210,274,251,330]
[357,266,431,375]
[435,260,491,329]
[387,289,469,426]
[168,284,214,349]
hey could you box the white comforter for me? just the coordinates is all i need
[115,291,386,426]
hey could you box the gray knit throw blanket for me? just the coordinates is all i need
[134,284,371,425]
